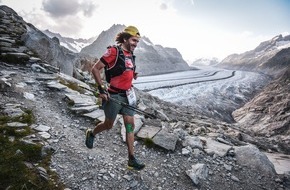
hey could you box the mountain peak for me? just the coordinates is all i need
[271,34,283,42]
[219,34,290,76]
[42,30,97,53]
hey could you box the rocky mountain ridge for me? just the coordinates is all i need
[0,5,80,76]
[42,29,97,53]
[214,33,290,155]
[232,66,290,153]
[190,57,220,67]
[218,34,290,76]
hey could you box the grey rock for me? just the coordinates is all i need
[182,136,203,149]
[201,137,232,157]
[70,105,98,114]
[83,109,104,119]
[235,144,276,176]
[136,125,161,139]
[23,92,35,100]
[186,163,208,185]
[31,63,48,73]
[3,105,24,117]
[47,81,67,90]
[7,122,28,128]
[153,129,178,151]
[34,124,51,132]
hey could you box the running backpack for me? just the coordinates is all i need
[104,45,136,83]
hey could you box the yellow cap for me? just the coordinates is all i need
[124,26,140,38]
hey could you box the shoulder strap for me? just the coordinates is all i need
[115,45,125,62]
[106,45,125,70]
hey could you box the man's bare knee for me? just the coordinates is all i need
[104,120,114,130]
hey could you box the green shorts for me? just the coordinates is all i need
[104,94,135,120]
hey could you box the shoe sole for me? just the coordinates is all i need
[85,129,93,149]
[127,165,145,171]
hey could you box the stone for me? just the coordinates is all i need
[200,137,232,157]
[7,122,28,128]
[152,129,178,151]
[34,124,50,132]
[186,163,208,185]
[235,144,276,176]
[137,125,161,139]
[265,152,290,175]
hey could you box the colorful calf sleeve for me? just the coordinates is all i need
[125,123,134,133]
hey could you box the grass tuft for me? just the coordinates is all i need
[58,78,86,94]
[143,137,155,148]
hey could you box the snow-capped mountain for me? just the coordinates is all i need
[43,29,97,53]
[218,34,290,75]
[190,57,220,67]
[80,24,190,76]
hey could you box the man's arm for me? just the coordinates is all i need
[91,60,108,100]
[91,60,105,86]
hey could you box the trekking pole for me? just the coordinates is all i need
[108,96,157,119]
[78,85,157,119]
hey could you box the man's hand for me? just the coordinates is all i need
[98,85,109,101]
[134,72,138,80]
[99,93,109,101]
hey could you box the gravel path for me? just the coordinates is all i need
[1,64,287,190]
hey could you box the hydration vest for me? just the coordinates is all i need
[105,45,136,83]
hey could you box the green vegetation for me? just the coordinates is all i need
[0,109,65,190]
[0,109,35,126]
[58,78,86,94]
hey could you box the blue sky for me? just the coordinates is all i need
[1,0,289,62]
[173,0,290,35]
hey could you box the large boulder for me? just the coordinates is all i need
[235,144,276,176]
[22,23,78,76]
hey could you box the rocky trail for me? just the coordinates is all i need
[1,63,290,190]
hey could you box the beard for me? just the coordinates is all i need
[124,41,136,52]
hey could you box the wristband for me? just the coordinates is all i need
[98,85,106,94]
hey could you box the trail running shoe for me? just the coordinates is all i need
[85,129,94,149]
[128,157,145,171]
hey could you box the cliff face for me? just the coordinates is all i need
[232,67,290,153]
[213,33,290,153]
[23,23,79,76]
[0,5,79,76]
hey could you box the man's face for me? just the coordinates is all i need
[125,36,140,52]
